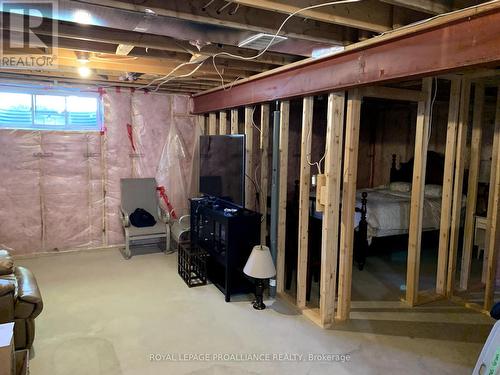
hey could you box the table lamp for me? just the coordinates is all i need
[243,245,276,310]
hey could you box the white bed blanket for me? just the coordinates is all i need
[354,187,462,242]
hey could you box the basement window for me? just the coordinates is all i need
[0,89,102,131]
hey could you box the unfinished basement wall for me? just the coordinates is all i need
[0,88,198,255]
[357,99,449,188]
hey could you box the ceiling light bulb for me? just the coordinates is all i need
[78,66,92,78]
[73,10,93,25]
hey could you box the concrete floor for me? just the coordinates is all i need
[18,248,493,375]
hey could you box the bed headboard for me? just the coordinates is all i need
[390,151,445,185]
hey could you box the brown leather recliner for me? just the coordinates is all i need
[0,250,43,350]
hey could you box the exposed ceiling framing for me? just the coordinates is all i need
[192,2,500,112]
[0,0,491,94]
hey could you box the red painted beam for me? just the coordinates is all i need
[192,6,500,113]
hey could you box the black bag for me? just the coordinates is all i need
[130,208,157,227]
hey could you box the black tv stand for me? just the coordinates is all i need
[190,197,261,302]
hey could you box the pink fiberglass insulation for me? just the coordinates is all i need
[41,132,104,251]
[0,88,197,255]
[0,130,42,254]
[103,89,133,245]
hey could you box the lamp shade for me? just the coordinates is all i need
[243,245,276,279]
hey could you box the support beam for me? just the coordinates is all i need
[245,107,255,210]
[231,109,239,135]
[380,0,450,14]
[484,86,500,311]
[446,80,471,297]
[219,111,228,135]
[192,4,500,113]
[233,0,393,32]
[276,101,290,294]
[460,82,485,290]
[297,97,314,309]
[319,92,345,327]
[260,104,270,242]
[208,113,217,135]
[436,78,461,295]
[336,89,362,321]
[406,78,432,306]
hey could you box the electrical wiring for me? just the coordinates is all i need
[250,105,262,134]
[141,61,198,90]
[254,163,261,194]
[303,105,326,175]
[427,77,438,145]
[211,0,361,89]
[152,61,206,91]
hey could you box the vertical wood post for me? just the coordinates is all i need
[245,106,255,210]
[320,92,345,326]
[336,89,361,320]
[219,111,228,135]
[406,77,433,306]
[297,96,314,308]
[276,101,290,294]
[260,104,270,242]
[192,115,205,196]
[208,113,217,135]
[446,79,471,297]
[483,101,500,285]
[231,109,239,134]
[459,82,485,290]
[484,86,500,311]
[436,78,461,295]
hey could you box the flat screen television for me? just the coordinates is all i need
[199,135,245,206]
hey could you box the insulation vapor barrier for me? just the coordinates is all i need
[0,88,199,255]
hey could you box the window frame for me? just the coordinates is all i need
[0,87,103,132]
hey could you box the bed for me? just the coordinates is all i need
[353,151,463,270]
[284,151,459,292]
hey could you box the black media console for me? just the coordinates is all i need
[190,197,261,302]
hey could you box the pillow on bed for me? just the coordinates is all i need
[389,182,412,193]
[425,184,443,198]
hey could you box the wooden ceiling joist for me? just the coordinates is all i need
[0,13,299,66]
[192,3,500,113]
[380,0,451,15]
[35,35,277,73]
[0,71,218,93]
[75,0,355,45]
[231,0,394,32]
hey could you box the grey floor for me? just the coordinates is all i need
[18,248,493,375]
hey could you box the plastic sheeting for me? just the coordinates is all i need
[0,88,198,255]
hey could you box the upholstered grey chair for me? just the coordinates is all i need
[120,178,170,259]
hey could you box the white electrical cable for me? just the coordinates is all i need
[305,115,325,175]
[141,61,197,89]
[427,77,438,145]
[152,61,207,92]
[211,0,362,89]
[251,105,262,134]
